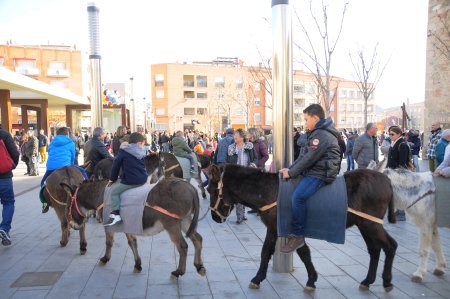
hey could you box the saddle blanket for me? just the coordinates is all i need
[277,175,348,244]
[103,183,156,234]
[175,154,200,179]
[434,175,450,227]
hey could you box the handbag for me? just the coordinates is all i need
[0,139,15,174]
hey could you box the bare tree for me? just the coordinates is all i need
[247,47,273,109]
[349,44,389,125]
[294,0,349,117]
[428,13,450,61]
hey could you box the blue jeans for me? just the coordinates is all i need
[412,155,420,172]
[0,178,15,233]
[346,154,355,171]
[291,176,325,236]
[162,142,170,153]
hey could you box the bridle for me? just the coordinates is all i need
[209,175,232,222]
[67,187,86,222]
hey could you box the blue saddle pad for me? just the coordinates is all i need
[69,165,89,180]
[277,175,348,244]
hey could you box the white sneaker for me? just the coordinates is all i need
[104,214,122,226]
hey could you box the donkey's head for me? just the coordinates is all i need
[145,152,166,184]
[208,164,233,223]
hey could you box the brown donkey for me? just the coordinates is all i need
[61,177,206,277]
[43,166,86,254]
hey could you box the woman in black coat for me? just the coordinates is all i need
[387,126,410,170]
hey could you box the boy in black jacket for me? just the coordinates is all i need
[104,133,148,226]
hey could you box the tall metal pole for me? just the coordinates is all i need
[272,0,293,273]
[130,77,135,132]
[87,3,102,129]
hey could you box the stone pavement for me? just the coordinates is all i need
[1,158,450,298]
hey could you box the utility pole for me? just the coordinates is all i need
[130,77,135,132]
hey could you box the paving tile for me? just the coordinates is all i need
[114,273,149,299]
[208,280,246,299]
[9,289,49,299]
[146,284,179,299]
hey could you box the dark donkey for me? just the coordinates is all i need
[43,166,87,254]
[208,164,398,292]
[92,152,209,198]
[61,176,206,277]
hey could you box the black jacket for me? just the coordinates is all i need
[288,118,341,183]
[86,137,112,168]
[0,129,20,179]
[387,137,410,169]
[293,132,301,160]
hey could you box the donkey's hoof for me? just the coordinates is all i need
[202,193,207,199]
[411,275,422,283]
[133,266,142,273]
[80,249,87,255]
[304,286,316,292]
[248,282,260,289]
[433,269,445,276]
[197,267,206,276]
[171,270,184,278]
[359,284,370,291]
[99,257,109,264]
[60,241,67,247]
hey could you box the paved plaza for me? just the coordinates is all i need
[1,159,450,299]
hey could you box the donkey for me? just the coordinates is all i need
[61,176,206,277]
[368,160,447,282]
[208,164,398,292]
[43,166,86,254]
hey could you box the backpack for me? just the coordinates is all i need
[0,139,15,174]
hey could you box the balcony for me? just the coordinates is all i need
[47,68,70,77]
[15,66,40,76]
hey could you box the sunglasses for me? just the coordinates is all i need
[389,133,396,136]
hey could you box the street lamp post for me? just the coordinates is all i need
[130,77,135,132]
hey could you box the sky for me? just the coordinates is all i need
[0,0,429,108]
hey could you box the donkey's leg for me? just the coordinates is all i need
[79,224,87,255]
[60,219,70,247]
[100,232,114,264]
[297,244,318,292]
[166,224,189,278]
[125,233,142,273]
[249,228,277,289]
[431,225,446,276]
[188,231,206,276]
[194,175,207,199]
[380,231,397,292]
[358,224,382,290]
[412,225,433,282]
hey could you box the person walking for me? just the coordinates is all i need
[279,104,341,252]
[352,123,379,169]
[213,128,234,165]
[345,132,356,171]
[435,129,450,167]
[227,128,257,224]
[0,128,20,246]
[25,129,39,176]
[37,129,48,164]
[407,129,421,172]
[426,122,442,172]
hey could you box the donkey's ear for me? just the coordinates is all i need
[60,182,75,194]
[210,165,221,182]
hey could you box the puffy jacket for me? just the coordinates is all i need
[226,142,257,167]
[214,134,234,164]
[85,137,112,168]
[252,139,269,170]
[0,129,20,179]
[110,144,148,185]
[435,138,449,167]
[352,133,379,168]
[288,118,341,183]
[387,138,411,169]
[172,136,192,157]
[345,136,355,155]
[46,135,75,171]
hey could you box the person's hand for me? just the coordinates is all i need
[435,169,444,176]
[107,180,114,187]
[279,168,290,180]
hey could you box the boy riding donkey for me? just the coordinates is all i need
[279,104,341,253]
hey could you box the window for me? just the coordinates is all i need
[156,90,164,99]
[197,75,207,87]
[340,118,345,123]
[340,90,347,98]
[17,107,22,116]
[216,90,224,99]
[294,98,305,107]
[215,76,225,88]
[15,58,39,76]
[254,113,261,122]
[184,108,195,115]
[348,90,354,99]
[236,78,243,89]
[254,97,261,106]
[308,84,315,94]
[155,108,165,116]
[197,92,207,99]
[294,113,302,121]
[155,123,167,130]
[356,104,362,112]
[254,82,261,92]
[47,61,69,77]
[294,84,305,94]
[49,61,65,70]
[339,104,345,111]
[183,75,195,87]
[197,108,207,115]
[155,74,164,87]
[348,104,354,112]
[357,91,363,99]
[184,91,195,99]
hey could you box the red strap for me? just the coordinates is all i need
[145,203,182,219]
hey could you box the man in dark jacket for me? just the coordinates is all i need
[85,127,112,176]
[213,128,234,164]
[0,128,20,246]
[345,132,356,171]
[279,104,341,253]
[407,129,421,172]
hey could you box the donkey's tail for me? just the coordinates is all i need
[387,191,396,224]
[185,185,200,237]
